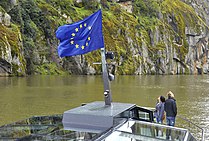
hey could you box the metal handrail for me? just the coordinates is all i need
[205,125,209,139]
[177,115,205,141]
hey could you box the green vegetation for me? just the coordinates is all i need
[0,0,208,75]
[35,63,67,75]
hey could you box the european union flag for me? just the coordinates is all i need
[56,10,104,57]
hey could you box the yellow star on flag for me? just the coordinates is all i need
[75,28,79,32]
[72,33,75,37]
[84,23,87,27]
[75,44,79,48]
[80,24,83,28]
[88,26,91,30]
[70,41,74,44]
[86,42,88,46]
[81,45,85,50]
[88,37,91,41]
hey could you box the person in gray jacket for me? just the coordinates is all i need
[154,96,165,124]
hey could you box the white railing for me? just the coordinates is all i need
[205,125,209,141]
[146,107,206,141]
[177,115,205,141]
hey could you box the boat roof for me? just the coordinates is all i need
[62,101,135,133]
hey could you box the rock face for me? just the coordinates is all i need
[119,1,133,13]
[0,58,11,76]
[184,0,209,74]
[3,13,11,26]
[0,0,209,75]
[0,7,26,76]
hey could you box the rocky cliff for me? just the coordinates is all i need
[0,0,208,76]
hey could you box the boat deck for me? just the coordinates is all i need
[0,113,197,140]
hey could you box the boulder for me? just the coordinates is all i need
[4,13,11,26]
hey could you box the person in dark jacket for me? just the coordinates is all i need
[165,91,177,126]
[164,91,177,139]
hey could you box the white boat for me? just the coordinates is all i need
[0,101,200,141]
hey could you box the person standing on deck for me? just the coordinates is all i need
[154,96,166,137]
[154,96,166,124]
[165,91,177,126]
[164,91,177,139]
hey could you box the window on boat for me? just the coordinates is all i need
[103,120,191,141]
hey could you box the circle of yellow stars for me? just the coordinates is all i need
[70,23,92,50]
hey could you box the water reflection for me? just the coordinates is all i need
[0,75,208,139]
[0,115,98,140]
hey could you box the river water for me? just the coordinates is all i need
[0,75,208,140]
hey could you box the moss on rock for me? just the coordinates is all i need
[0,0,208,75]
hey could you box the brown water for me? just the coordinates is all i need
[0,75,208,139]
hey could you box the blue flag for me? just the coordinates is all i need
[56,10,104,57]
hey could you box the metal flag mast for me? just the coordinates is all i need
[101,48,112,105]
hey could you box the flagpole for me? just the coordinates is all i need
[101,48,112,105]
[100,7,112,105]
